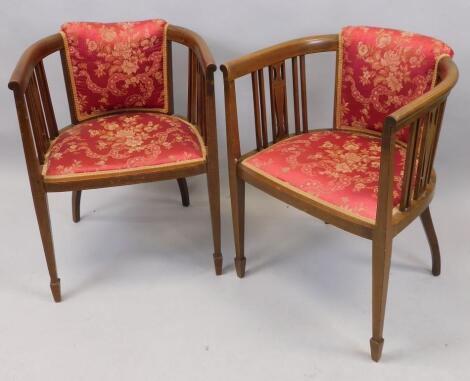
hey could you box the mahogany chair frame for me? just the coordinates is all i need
[221,34,458,361]
[9,25,222,303]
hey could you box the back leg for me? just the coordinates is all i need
[420,206,441,276]
[72,190,81,223]
[177,178,190,207]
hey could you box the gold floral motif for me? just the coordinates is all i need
[335,26,453,142]
[243,130,406,221]
[43,113,205,179]
[61,20,169,122]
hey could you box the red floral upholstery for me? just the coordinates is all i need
[61,20,168,122]
[242,130,406,222]
[336,26,453,142]
[43,113,205,179]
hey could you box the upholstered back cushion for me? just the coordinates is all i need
[336,26,453,142]
[61,19,169,122]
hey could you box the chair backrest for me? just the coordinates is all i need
[335,26,453,142]
[61,19,169,122]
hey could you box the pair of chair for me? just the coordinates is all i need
[9,20,458,362]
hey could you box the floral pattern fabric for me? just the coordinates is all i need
[61,20,168,122]
[242,130,406,221]
[43,113,205,178]
[336,26,453,142]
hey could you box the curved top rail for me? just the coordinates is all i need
[167,25,216,74]
[9,33,63,94]
[221,34,338,81]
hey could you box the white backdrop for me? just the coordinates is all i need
[1,1,470,380]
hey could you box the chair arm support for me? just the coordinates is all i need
[166,25,218,152]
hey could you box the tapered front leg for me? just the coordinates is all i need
[229,173,246,278]
[370,236,393,361]
[206,163,223,275]
[72,190,81,223]
[420,207,441,276]
[177,178,190,207]
[223,76,246,278]
[32,188,61,302]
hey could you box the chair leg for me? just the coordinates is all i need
[32,188,61,302]
[72,190,81,223]
[229,174,246,278]
[177,178,190,207]
[370,236,393,362]
[420,207,441,276]
[206,166,223,275]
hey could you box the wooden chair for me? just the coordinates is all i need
[221,26,458,361]
[8,20,222,303]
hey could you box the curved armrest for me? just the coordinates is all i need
[221,34,339,162]
[221,34,338,80]
[167,25,216,76]
[8,34,63,94]
[386,56,459,129]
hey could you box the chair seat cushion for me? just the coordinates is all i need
[43,112,205,179]
[241,130,406,222]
